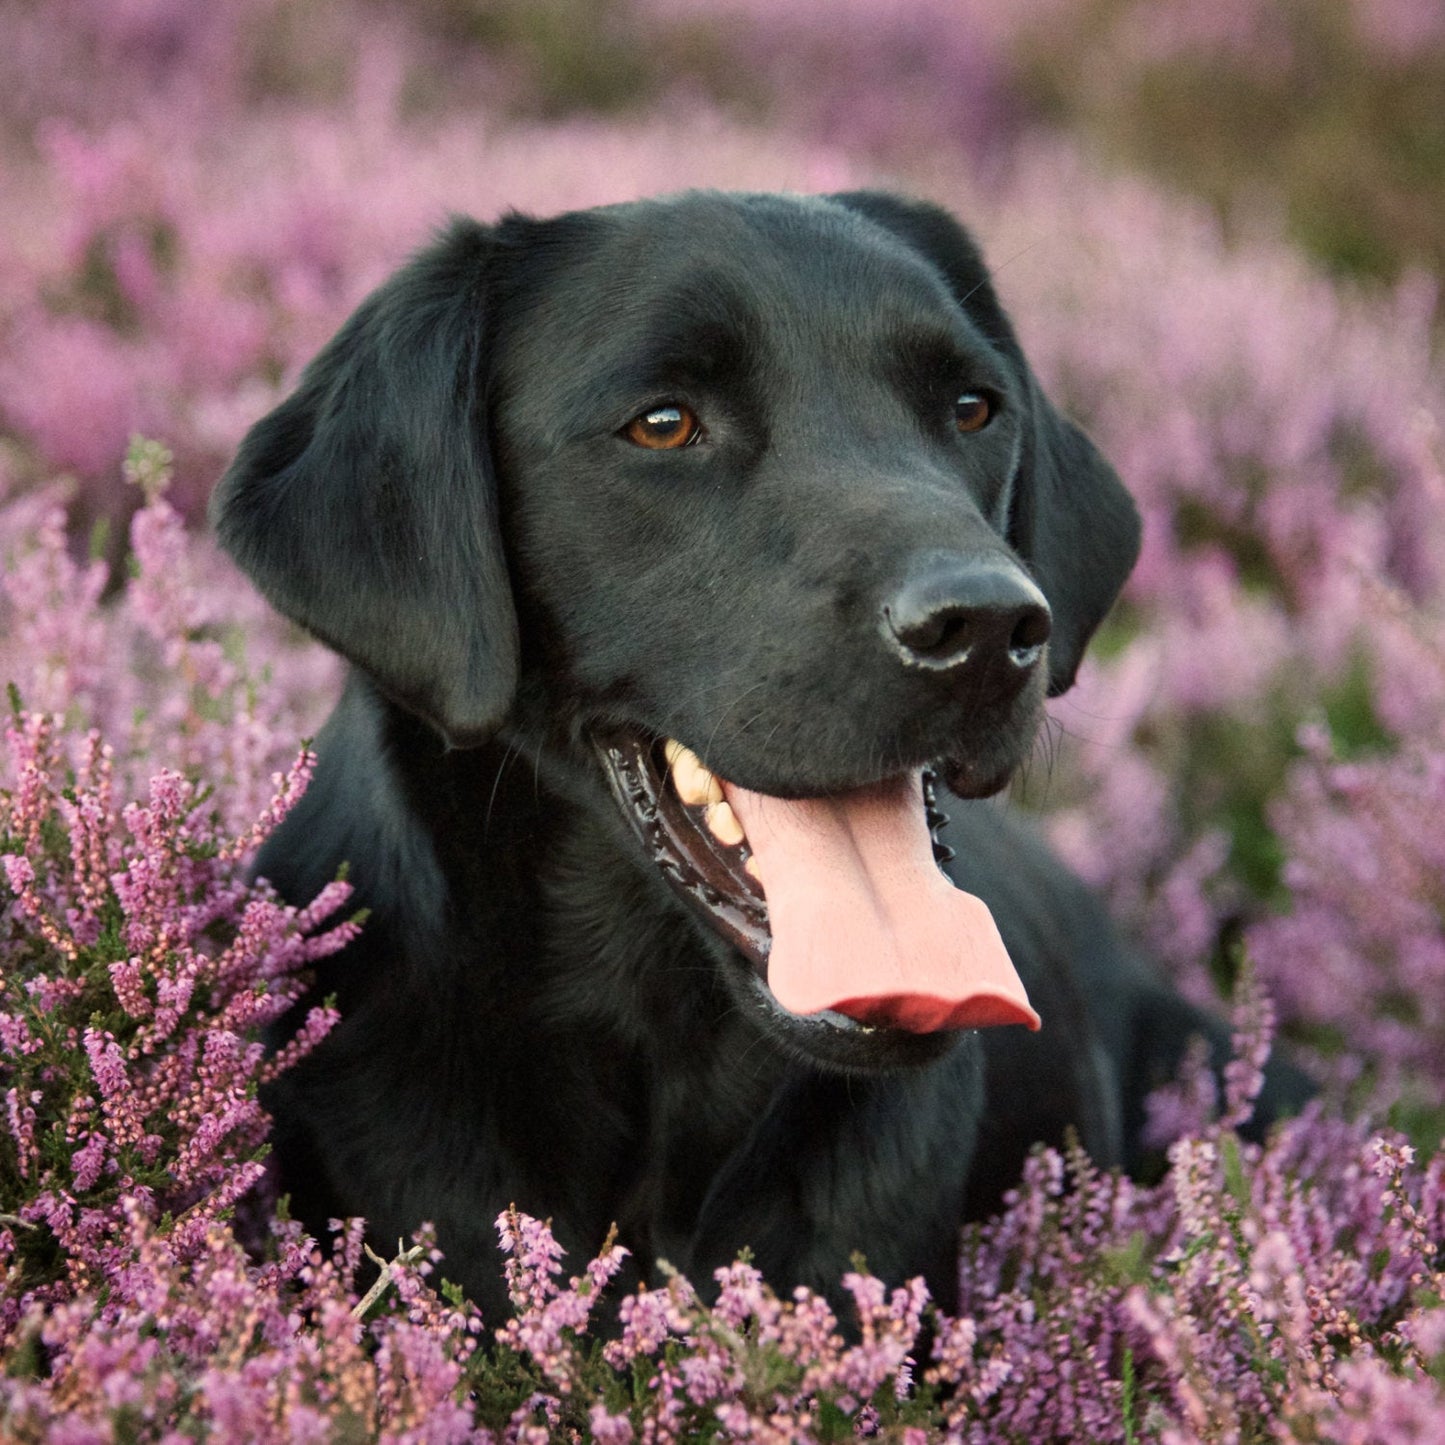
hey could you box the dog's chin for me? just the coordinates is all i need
[937,753,1021,801]
[592,726,1028,1073]
[729,966,963,1073]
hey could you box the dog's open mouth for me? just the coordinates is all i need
[595,732,1041,1036]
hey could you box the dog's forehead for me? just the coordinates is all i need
[495,192,975,382]
[603,192,954,305]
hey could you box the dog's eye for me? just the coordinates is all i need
[623,404,702,450]
[954,393,992,434]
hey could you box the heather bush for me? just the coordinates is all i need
[0,445,347,1290]
[8,0,1442,516]
[3,1,1445,1435]
[0,28,852,521]
[640,0,1445,282]
[1009,0,1445,282]
[982,155,1445,1105]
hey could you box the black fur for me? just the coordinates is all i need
[213,191,1309,1320]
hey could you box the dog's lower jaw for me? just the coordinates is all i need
[590,726,1039,1060]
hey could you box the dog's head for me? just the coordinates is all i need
[214,191,1138,1064]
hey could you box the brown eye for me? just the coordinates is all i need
[623,404,701,450]
[954,392,992,434]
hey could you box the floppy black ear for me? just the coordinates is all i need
[829,191,1141,695]
[211,218,515,748]
[1010,386,1141,694]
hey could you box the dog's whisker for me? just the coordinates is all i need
[698,680,771,763]
[484,737,525,834]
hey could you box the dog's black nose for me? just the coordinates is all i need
[882,560,1052,673]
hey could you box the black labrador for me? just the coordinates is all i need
[213,190,1303,1320]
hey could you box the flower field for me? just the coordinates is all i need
[2,2,1443,1438]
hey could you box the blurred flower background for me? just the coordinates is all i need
[2,1,1444,1438]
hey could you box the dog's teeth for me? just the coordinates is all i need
[704,801,746,846]
[744,854,762,881]
[664,738,743,845]
[666,739,724,806]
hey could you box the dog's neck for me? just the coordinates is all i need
[515,744,811,1265]
[310,674,806,1267]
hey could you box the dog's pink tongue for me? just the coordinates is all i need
[721,775,1040,1033]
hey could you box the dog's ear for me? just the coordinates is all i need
[1011,389,1141,694]
[829,191,1141,695]
[211,219,516,746]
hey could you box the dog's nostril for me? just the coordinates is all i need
[888,605,980,666]
[883,562,1052,674]
[1007,606,1052,669]
[891,606,970,660]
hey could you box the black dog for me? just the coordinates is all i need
[213,190,1303,1320]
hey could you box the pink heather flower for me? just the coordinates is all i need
[4,848,80,963]
[711,1258,773,1332]
[605,1282,687,1368]
[4,1088,40,1180]
[0,1012,37,1056]
[928,1312,979,1386]
[82,1029,129,1099]
[1143,1036,1221,1151]
[2,853,35,897]
[496,1207,566,1313]
[1220,964,1276,1132]
[774,1284,843,1367]
[507,1391,561,1443]
[585,1235,632,1295]
[589,1403,635,1443]
[805,1271,928,1405]
[1167,1137,1222,1246]
[493,1211,632,1391]
[259,1004,343,1085]
[678,1339,737,1406]
[106,957,150,1018]
[69,1133,108,1192]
